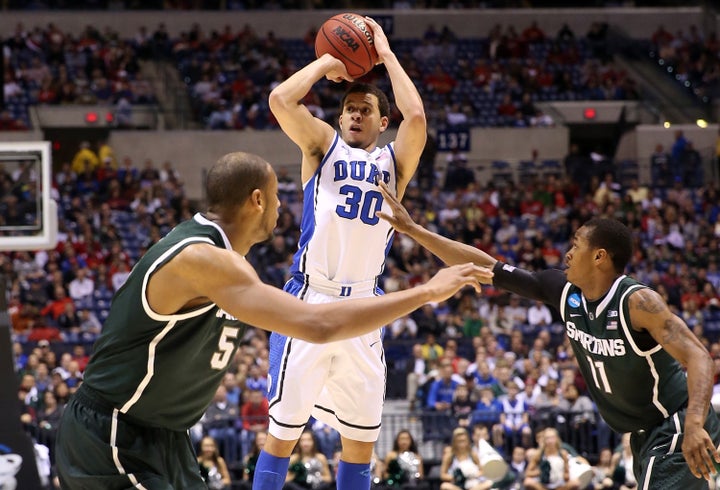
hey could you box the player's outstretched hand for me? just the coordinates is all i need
[376,181,416,235]
[424,263,493,301]
[682,425,720,480]
[364,16,391,64]
[319,53,354,83]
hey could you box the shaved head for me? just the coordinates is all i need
[206,152,272,218]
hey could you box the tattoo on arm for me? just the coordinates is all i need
[632,290,714,418]
[633,290,665,314]
[631,289,689,348]
[659,317,691,348]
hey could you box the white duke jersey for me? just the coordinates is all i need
[290,132,397,284]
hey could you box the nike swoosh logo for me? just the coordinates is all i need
[370,341,380,348]
[569,314,581,317]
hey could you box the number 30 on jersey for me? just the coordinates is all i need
[336,184,383,225]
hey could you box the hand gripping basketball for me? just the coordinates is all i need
[315,13,378,78]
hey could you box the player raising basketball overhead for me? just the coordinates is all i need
[54,152,491,489]
[254,16,427,490]
[314,13,378,78]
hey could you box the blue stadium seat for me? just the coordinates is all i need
[541,159,563,178]
[94,299,110,310]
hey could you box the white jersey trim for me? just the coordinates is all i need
[111,408,149,489]
[303,131,340,186]
[193,212,233,250]
[582,275,626,319]
[618,285,662,356]
[140,236,216,322]
[668,412,681,454]
[120,319,178,414]
[642,455,655,490]
[618,284,667,418]
[297,173,322,275]
[132,231,226,416]
[559,281,572,322]
[294,131,396,282]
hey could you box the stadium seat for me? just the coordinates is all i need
[490,160,513,187]
[98,309,110,322]
[518,160,539,185]
[618,159,640,186]
[540,159,563,179]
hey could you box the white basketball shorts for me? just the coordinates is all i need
[266,274,386,442]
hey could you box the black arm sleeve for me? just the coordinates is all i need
[491,262,568,312]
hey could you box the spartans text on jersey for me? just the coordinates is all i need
[566,321,626,357]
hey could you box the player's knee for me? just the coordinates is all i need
[339,437,375,463]
[263,434,297,458]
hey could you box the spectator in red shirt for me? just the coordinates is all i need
[701,282,720,309]
[106,183,131,211]
[96,158,118,184]
[536,63,555,88]
[72,344,90,372]
[41,286,73,321]
[519,190,544,218]
[0,110,27,131]
[477,193,499,219]
[681,280,706,310]
[651,25,674,46]
[497,93,517,117]
[424,64,457,95]
[472,59,492,87]
[546,178,568,209]
[27,322,64,343]
[522,21,546,44]
[540,238,562,267]
[240,389,269,459]
[443,338,463,374]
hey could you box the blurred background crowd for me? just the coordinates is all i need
[4,1,720,488]
[4,133,720,488]
[4,12,716,130]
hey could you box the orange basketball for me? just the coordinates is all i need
[315,13,378,78]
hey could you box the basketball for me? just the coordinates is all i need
[315,13,378,78]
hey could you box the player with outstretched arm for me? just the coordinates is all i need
[376,181,720,490]
[54,153,492,489]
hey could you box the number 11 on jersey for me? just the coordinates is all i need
[586,355,613,393]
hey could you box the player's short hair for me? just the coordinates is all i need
[340,82,390,118]
[583,218,633,274]
[206,152,271,216]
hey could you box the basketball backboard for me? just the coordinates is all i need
[0,141,57,252]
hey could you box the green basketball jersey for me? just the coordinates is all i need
[82,213,246,430]
[560,275,688,433]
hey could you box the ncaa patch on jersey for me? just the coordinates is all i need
[607,321,618,330]
[568,293,581,308]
